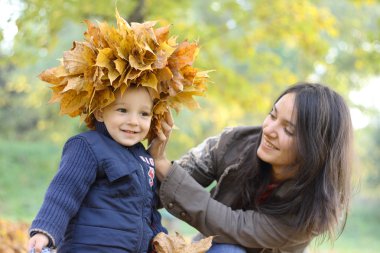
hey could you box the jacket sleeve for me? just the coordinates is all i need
[176,126,261,187]
[176,133,221,187]
[29,137,98,247]
[159,165,311,252]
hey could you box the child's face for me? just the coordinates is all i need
[95,86,153,147]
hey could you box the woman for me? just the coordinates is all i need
[149,82,353,253]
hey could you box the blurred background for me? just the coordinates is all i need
[0,0,379,252]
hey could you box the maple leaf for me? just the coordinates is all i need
[114,58,127,74]
[153,101,169,115]
[39,66,67,85]
[62,76,85,93]
[129,46,155,71]
[48,82,67,103]
[83,20,108,49]
[155,67,173,83]
[138,71,158,90]
[59,90,88,116]
[63,41,96,75]
[154,25,171,44]
[152,232,213,253]
[131,21,159,47]
[169,41,199,69]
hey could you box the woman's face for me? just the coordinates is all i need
[257,93,298,181]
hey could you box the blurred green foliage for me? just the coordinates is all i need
[0,139,60,220]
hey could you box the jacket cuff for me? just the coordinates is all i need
[29,229,56,248]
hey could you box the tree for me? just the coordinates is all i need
[1,0,379,154]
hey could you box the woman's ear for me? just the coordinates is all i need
[94,109,104,122]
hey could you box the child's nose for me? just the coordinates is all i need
[127,113,139,125]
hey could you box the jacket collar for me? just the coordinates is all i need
[94,120,144,150]
[94,120,110,138]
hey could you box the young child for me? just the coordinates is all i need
[28,85,165,253]
[28,10,210,253]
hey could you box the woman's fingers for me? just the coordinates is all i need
[156,127,167,142]
[148,109,173,162]
[164,109,174,127]
[148,131,167,159]
[161,121,172,138]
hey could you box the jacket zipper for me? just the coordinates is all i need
[136,163,145,252]
[130,146,148,253]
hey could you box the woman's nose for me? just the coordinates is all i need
[264,121,278,138]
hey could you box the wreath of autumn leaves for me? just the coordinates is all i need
[39,10,211,138]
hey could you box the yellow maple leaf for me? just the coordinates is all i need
[129,47,155,71]
[152,232,213,253]
[171,91,201,111]
[90,88,115,112]
[63,41,96,75]
[96,48,114,69]
[169,41,199,69]
[115,9,131,32]
[154,25,171,44]
[48,82,67,103]
[60,90,88,115]
[155,67,173,83]
[62,76,85,93]
[139,71,158,90]
[131,20,159,47]
[39,66,67,85]
[83,20,108,48]
[114,58,127,74]
[153,101,169,115]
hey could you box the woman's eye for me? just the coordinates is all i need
[269,112,276,119]
[285,128,294,136]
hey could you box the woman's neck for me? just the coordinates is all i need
[271,166,296,183]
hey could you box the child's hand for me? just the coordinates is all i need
[28,233,49,253]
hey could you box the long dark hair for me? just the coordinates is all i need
[232,82,353,241]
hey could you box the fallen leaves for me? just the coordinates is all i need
[0,219,29,253]
[153,232,213,253]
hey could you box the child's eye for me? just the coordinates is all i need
[117,108,127,113]
[141,111,152,117]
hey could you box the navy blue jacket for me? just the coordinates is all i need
[30,122,167,253]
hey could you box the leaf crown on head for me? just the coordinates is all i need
[39,10,211,138]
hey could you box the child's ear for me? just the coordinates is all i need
[94,109,104,122]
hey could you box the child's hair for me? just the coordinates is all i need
[39,10,211,138]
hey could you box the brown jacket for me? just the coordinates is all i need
[159,126,312,253]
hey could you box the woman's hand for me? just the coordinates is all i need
[148,111,174,181]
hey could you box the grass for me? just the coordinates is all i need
[0,139,61,221]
